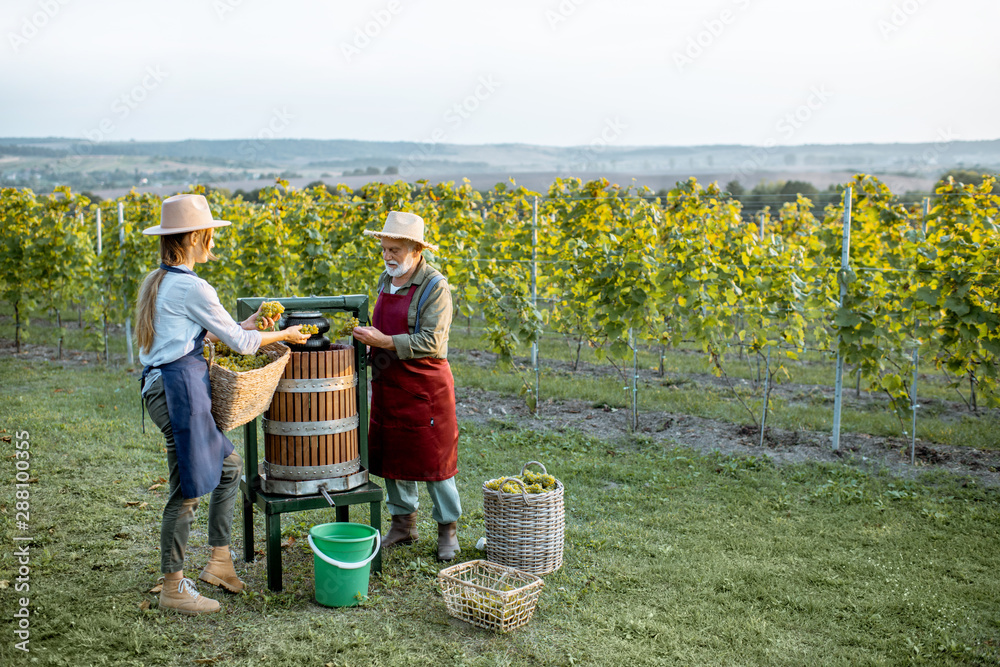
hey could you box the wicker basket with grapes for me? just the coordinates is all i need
[482,461,565,575]
[202,339,290,432]
[437,560,543,633]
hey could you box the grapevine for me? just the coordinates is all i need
[2,174,997,442]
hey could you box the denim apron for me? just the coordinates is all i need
[141,264,234,499]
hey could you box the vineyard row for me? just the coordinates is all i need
[1,174,998,442]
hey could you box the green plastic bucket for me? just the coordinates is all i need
[308,523,381,607]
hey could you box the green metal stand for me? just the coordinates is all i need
[236,294,382,592]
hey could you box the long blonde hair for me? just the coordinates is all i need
[135,229,216,353]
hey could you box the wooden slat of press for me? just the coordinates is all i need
[348,346,357,460]
[282,353,291,468]
[276,355,289,466]
[333,349,343,463]
[264,394,272,465]
[326,350,334,465]
[344,346,353,460]
[297,352,306,467]
[307,351,316,466]
[284,354,291,467]
[317,351,326,466]
[341,348,349,464]
[339,348,348,464]
[343,346,352,461]
[291,352,300,467]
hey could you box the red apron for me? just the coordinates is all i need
[368,284,459,481]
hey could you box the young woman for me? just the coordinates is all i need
[136,194,308,615]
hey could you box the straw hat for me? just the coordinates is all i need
[362,211,438,251]
[142,194,231,236]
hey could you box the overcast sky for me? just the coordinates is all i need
[2,0,998,148]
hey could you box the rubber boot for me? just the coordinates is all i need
[383,512,418,549]
[199,545,245,593]
[437,522,460,561]
[159,577,220,615]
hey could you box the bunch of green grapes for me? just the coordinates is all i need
[484,471,559,494]
[460,588,514,623]
[216,352,272,373]
[334,316,360,337]
[203,341,234,359]
[521,470,558,490]
[256,301,285,330]
[299,324,319,335]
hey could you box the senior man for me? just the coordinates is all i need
[352,211,461,561]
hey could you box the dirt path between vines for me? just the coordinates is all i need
[448,348,1000,488]
[453,385,1000,488]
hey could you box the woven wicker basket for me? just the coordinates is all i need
[207,341,291,432]
[483,461,565,575]
[438,560,544,632]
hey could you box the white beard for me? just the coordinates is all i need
[385,255,414,278]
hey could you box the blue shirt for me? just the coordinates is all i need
[140,265,261,394]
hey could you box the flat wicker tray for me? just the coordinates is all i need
[438,560,544,632]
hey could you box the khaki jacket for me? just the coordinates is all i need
[375,257,452,360]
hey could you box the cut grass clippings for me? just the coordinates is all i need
[1,358,999,665]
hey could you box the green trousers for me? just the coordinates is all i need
[384,477,462,524]
[144,377,242,573]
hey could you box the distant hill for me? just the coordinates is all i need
[2,136,998,174]
[2,136,997,198]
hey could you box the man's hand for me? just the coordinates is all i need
[352,326,395,350]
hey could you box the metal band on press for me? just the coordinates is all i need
[264,457,361,481]
[262,415,359,436]
[276,374,357,393]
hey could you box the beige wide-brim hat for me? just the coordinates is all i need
[142,194,231,236]
[362,211,438,252]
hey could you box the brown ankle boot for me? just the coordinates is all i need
[199,546,245,593]
[383,512,418,549]
[159,577,220,615]
[437,522,460,561]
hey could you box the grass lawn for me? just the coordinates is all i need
[1,358,999,666]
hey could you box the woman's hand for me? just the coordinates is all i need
[352,326,394,350]
[241,304,274,331]
[283,325,311,345]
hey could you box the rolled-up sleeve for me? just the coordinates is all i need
[186,281,262,355]
[393,281,452,360]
